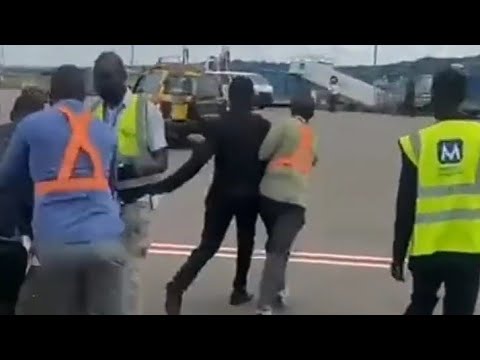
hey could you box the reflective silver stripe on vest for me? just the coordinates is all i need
[418,183,480,198]
[411,127,480,224]
[416,209,480,224]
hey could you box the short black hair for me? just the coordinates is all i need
[291,92,315,121]
[228,76,254,110]
[432,66,467,107]
[10,86,48,122]
[50,65,86,103]
[94,51,127,80]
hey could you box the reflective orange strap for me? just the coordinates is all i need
[270,123,315,175]
[35,106,109,196]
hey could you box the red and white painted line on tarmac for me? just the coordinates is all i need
[148,242,391,269]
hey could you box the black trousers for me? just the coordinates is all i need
[0,240,28,315]
[170,194,258,292]
[405,262,480,315]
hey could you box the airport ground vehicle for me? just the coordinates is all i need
[207,71,274,109]
[132,63,227,146]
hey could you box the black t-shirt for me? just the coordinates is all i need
[209,112,271,198]
[157,111,271,200]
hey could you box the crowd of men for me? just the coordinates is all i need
[0,51,318,315]
[1,51,479,316]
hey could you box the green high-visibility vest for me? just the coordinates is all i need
[399,120,480,257]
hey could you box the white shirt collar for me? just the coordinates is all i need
[121,88,134,108]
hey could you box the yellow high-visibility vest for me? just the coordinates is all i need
[399,120,480,257]
[92,94,146,158]
[91,94,163,190]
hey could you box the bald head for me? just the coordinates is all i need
[93,51,128,106]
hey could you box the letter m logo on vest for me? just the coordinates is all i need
[437,139,463,165]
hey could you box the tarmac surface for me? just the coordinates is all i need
[0,89,456,315]
[141,108,435,315]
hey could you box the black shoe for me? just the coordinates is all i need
[229,289,253,306]
[165,282,183,315]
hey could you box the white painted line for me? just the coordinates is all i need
[148,249,390,269]
[150,242,391,264]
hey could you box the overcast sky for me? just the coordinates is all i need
[3,45,480,67]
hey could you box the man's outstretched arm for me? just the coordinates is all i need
[151,139,214,194]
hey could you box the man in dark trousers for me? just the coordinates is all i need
[145,76,271,315]
[0,87,47,315]
[392,66,480,315]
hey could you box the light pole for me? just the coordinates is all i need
[373,45,380,109]
[130,45,135,66]
[0,45,4,83]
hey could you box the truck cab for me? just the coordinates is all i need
[133,64,226,146]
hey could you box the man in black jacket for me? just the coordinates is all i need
[146,76,271,315]
[0,87,47,315]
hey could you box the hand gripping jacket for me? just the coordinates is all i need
[399,120,480,258]
[34,107,110,196]
[91,94,164,190]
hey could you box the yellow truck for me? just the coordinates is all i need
[132,63,227,146]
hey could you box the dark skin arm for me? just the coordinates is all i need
[151,139,214,194]
[391,145,417,281]
[121,138,214,200]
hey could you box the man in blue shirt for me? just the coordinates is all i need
[0,65,127,315]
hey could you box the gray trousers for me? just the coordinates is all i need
[257,197,305,309]
[121,200,153,315]
[16,241,128,315]
[17,200,153,315]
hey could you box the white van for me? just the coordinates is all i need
[207,70,274,109]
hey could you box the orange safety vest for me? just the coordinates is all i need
[35,107,110,196]
[269,122,315,175]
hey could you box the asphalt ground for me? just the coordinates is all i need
[141,108,437,315]
[0,89,461,315]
